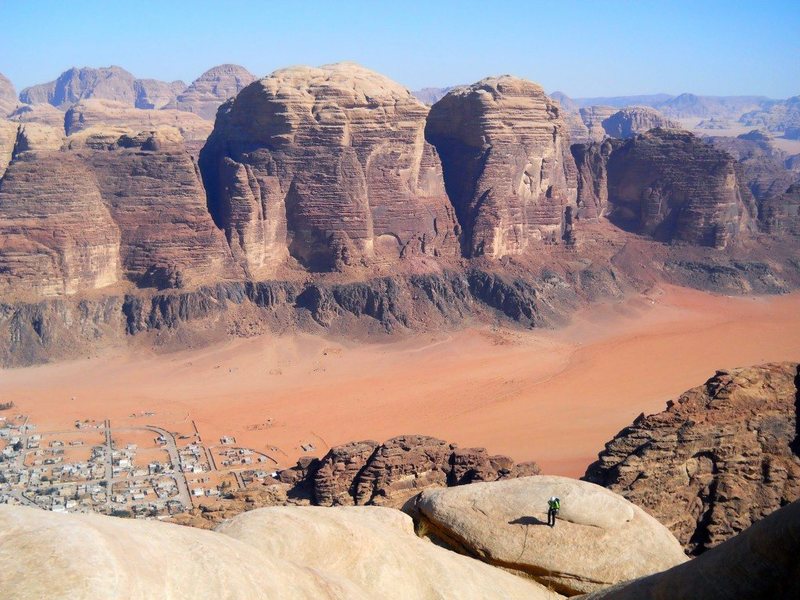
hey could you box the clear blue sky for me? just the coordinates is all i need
[1,0,798,98]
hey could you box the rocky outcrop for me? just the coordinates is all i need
[200,62,459,275]
[571,139,615,219]
[584,362,800,555]
[20,66,139,108]
[606,129,753,248]
[758,183,800,238]
[133,78,186,109]
[426,76,578,257]
[0,73,17,116]
[64,99,213,152]
[739,95,800,132]
[579,105,616,141]
[0,149,121,297]
[0,120,16,177]
[6,103,66,128]
[166,64,255,120]
[79,129,238,288]
[415,476,688,596]
[584,499,800,600]
[0,503,558,599]
[601,107,680,139]
[278,434,540,509]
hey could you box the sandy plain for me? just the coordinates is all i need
[1,284,799,477]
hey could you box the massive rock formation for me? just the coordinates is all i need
[200,62,459,275]
[759,183,800,238]
[78,129,238,288]
[20,66,139,108]
[0,120,17,177]
[584,362,800,555]
[0,72,17,116]
[133,78,186,109]
[0,148,121,297]
[415,476,687,596]
[167,64,255,120]
[412,86,453,105]
[426,76,578,257]
[584,499,800,600]
[1,504,556,599]
[601,106,680,139]
[579,105,616,141]
[606,129,753,248]
[64,99,213,152]
[7,103,66,128]
[571,139,614,220]
[739,95,800,132]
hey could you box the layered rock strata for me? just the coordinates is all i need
[606,129,753,248]
[601,106,680,139]
[200,62,460,275]
[584,362,800,555]
[166,64,255,120]
[426,76,578,257]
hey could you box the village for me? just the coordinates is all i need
[0,407,281,520]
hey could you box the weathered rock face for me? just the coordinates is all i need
[0,73,17,116]
[583,499,800,600]
[0,149,121,297]
[584,362,800,555]
[200,62,459,275]
[606,129,752,248]
[79,130,238,288]
[167,64,255,120]
[426,76,578,257]
[133,78,186,109]
[0,120,17,177]
[579,105,616,141]
[759,183,800,238]
[20,66,139,108]
[7,103,66,129]
[278,434,540,509]
[415,476,688,596]
[64,99,213,152]
[571,140,615,220]
[601,106,680,139]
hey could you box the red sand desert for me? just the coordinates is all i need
[1,284,799,477]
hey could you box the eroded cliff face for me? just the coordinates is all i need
[601,107,680,139]
[166,64,256,120]
[584,362,800,555]
[425,76,578,258]
[0,73,17,117]
[606,129,753,248]
[200,62,459,275]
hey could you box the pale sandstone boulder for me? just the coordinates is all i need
[200,62,459,275]
[426,76,578,257]
[167,63,256,120]
[0,505,363,600]
[583,499,800,600]
[217,505,559,599]
[415,475,687,596]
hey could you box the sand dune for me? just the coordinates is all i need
[1,285,799,476]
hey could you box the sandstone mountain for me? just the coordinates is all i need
[426,76,578,257]
[605,129,753,248]
[201,62,459,275]
[412,86,454,105]
[166,64,256,120]
[584,362,800,555]
[579,105,616,141]
[20,66,139,108]
[0,72,17,116]
[415,476,687,596]
[739,95,800,132]
[600,106,680,139]
[584,499,800,600]
[0,503,556,599]
[7,103,65,128]
[133,78,186,109]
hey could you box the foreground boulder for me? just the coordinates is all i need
[415,475,687,596]
[426,76,578,257]
[583,499,800,599]
[584,362,800,555]
[0,504,556,599]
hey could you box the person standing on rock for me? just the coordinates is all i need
[547,496,560,527]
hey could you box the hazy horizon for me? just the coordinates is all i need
[1,0,798,99]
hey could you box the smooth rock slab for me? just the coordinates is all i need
[416,475,687,595]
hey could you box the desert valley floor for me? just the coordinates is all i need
[2,285,799,477]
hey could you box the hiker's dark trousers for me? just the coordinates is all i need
[548,508,558,527]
